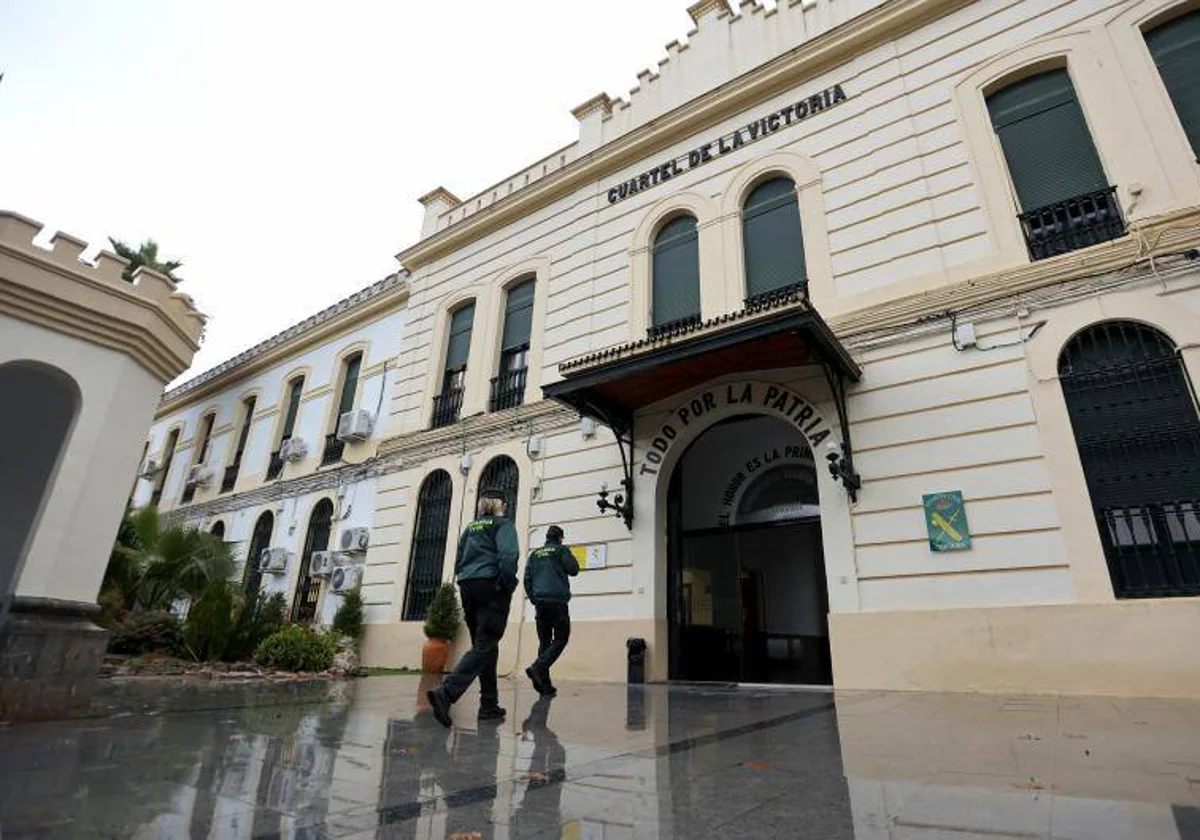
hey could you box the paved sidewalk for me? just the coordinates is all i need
[1,677,1198,838]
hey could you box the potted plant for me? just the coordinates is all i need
[421,582,462,674]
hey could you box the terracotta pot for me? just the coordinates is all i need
[421,638,451,674]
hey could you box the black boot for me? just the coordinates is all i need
[427,686,452,728]
[478,704,507,722]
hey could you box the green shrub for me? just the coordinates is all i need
[183,581,237,661]
[108,610,185,656]
[331,587,365,641]
[423,582,461,641]
[255,624,337,672]
[224,591,286,662]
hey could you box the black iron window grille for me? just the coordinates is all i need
[431,386,464,429]
[292,499,332,624]
[489,366,527,412]
[321,433,345,466]
[402,471,454,621]
[179,482,197,505]
[1060,321,1200,598]
[478,455,520,519]
[220,462,239,494]
[1018,186,1126,261]
[266,449,285,480]
[648,313,702,340]
[149,488,163,508]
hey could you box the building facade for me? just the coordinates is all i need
[362,0,1200,696]
[136,274,409,627]
[1,211,204,719]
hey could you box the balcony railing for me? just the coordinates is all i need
[745,281,807,310]
[266,450,284,480]
[1018,186,1126,261]
[321,433,345,466]
[431,386,465,429]
[489,367,528,412]
[648,313,701,340]
[220,462,240,494]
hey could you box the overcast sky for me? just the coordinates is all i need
[0,0,715,382]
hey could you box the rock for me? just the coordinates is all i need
[330,645,359,677]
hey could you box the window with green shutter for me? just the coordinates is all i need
[492,278,534,412]
[444,304,475,388]
[1146,9,1200,160]
[987,68,1125,260]
[282,377,304,440]
[651,215,701,335]
[338,355,360,416]
[742,177,807,305]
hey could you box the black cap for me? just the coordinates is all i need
[546,525,564,542]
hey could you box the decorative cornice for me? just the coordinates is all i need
[157,273,409,415]
[688,0,733,26]
[417,187,462,209]
[571,93,614,122]
[378,400,578,464]
[0,210,205,383]
[395,0,975,270]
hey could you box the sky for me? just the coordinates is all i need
[0,0,717,382]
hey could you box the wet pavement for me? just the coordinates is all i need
[1,676,1199,839]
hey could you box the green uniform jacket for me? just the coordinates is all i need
[523,541,580,603]
[455,515,520,592]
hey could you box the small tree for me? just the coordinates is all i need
[108,237,183,283]
[423,583,461,641]
[332,586,365,641]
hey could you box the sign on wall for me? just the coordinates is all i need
[922,491,971,552]
[569,543,608,571]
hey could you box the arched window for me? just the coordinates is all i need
[151,428,179,508]
[1145,8,1200,158]
[1058,321,1200,598]
[742,177,807,306]
[222,396,256,493]
[736,461,819,526]
[243,510,274,595]
[210,521,225,540]
[478,455,520,520]
[402,470,454,621]
[651,215,701,337]
[434,305,475,428]
[293,498,334,624]
[492,278,535,412]
[986,68,1124,260]
[269,377,304,479]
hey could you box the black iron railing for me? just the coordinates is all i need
[266,450,284,480]
[489,367,527,412]
[1018,186,1126,261]
[220,462,240,494]
[321,433,345,466]
[431,386,464,429]
[648,313,702,340]
[745,281,807,310]
[179,482,197,505]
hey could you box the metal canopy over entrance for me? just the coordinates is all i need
[543,299,862,526]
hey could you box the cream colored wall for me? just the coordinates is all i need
[1,316,165,604]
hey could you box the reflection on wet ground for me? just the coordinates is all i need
[1,676,1199,839]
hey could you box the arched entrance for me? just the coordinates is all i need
[667,414,831,684]
[0,361,80,602]
[293,498,334,623]
[243,511,274,596]
[1059,321,1200,598]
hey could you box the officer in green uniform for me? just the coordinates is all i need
[427,487,520,727]
[523,525,579,696]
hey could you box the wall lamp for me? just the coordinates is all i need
[596,479,633,527]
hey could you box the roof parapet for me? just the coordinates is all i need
[418,187,462,239]
[572,93,614,154]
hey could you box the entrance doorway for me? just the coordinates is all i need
[667,415,832,685]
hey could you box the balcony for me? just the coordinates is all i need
[321,433,345,466]
[1018,186,1126,261]
[745,281,806,310]
[489,367,528,412]
[648,313,702,341]
[220,462,240,494]
[431,386,464,429]
[266,450,284,480]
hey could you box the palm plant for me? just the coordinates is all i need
[107,237,183,283]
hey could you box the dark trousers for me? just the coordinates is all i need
[442,578,511,708]
[532,600,571,676]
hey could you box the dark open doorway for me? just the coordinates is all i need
[667,415,832,685]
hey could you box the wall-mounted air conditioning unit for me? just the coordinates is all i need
[339,527,370,553]
[139,459,161,479]
[280,438,308,462]
[258,547,290,573]
[330,566,362,593]
[337,410,375,443]
[309,550,343,578]
[187,465,213,486]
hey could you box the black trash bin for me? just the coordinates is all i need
[626,637,647,685]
